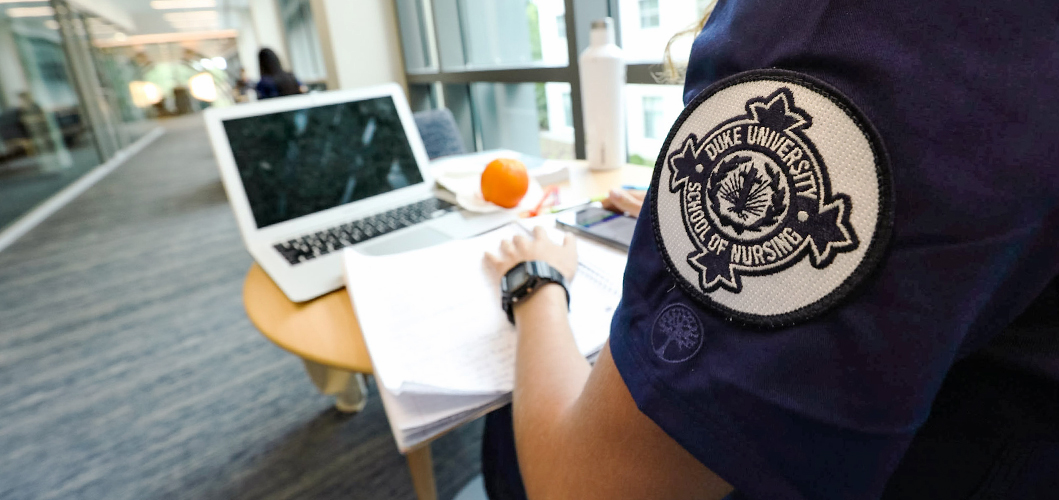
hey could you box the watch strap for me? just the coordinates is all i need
[502,261,570,324]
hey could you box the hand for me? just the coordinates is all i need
[485,226,578,282]
[602,188,646,217]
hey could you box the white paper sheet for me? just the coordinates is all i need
[343,221,625,397]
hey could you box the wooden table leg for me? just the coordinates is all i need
[406,445,438,500]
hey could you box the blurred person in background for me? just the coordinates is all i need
[234,68,252,103]
[255,48,302,100]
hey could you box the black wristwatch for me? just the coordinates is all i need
[501,260,570,325]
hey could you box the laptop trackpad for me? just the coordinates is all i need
[355,226,451,256]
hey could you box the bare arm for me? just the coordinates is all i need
[486,229,733,499]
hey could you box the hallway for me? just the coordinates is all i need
[0,116,481,500]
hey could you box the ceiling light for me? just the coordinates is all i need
[151,0,216,9]
[211,56,227,70]
[6,6,54,17]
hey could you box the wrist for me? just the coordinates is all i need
[512,284,568,323]
[501,260,570,325]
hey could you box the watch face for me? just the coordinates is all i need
[505,264,528,291]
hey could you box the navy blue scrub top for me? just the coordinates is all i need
[608,1,1059,499]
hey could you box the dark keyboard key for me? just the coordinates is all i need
[272,198,456,265]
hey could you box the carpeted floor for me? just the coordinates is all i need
[0,116,483,500]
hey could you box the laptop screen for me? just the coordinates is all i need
[222,95,425,229]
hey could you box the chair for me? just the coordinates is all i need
[413,108,465,160]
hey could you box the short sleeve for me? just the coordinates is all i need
[610,186,1059,499]
[608,2,1059,499]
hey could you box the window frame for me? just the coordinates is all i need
[398,0,674,160]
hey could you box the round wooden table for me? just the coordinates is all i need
[241,161,651,500]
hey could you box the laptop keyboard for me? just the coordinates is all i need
[273,198,456,265]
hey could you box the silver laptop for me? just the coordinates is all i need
[204,83,513,302]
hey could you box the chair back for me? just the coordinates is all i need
[413,108,465,160]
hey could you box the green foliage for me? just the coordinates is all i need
[536,82,548,131]
[526,2,542,61]
[629,154,654,166]
[527,2,547,131]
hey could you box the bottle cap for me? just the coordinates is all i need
[591,18,613,30]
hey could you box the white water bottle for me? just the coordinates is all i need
[579,18,626,171]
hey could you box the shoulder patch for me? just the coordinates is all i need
[650,69,893,328]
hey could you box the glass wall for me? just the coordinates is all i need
[0,1,101,229]
[83,15,151,145]
[0,0,157,232]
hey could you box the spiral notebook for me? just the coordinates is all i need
[343,217,626,450]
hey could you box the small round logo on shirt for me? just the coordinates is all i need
[650,70,893,327]
[650,303,704,363]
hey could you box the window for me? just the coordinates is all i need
[639,0,660,29]
[472,82,574,160]
[395,0,580,160]
[621,0,703,64]
[427,0,568,71]
[280,0,327,84]
[394,0,684,163]
[395,0,435,71]
[626,85,683,165]
[642,95,663,139]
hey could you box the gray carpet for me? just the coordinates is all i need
[0,116,483,500]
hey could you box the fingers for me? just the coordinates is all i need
[608,188,644,217]
[532,226,547,240]
[483,251,507,279]
[500,239,515,259]
[513,234,529,252]
[564,232,576,248]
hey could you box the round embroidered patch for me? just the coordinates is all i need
[650,70,893,328]
[650,304,704,363]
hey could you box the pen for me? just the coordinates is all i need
[549,196,604,213]
[621,184,649,191]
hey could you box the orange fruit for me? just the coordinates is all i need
[481,158,529,209]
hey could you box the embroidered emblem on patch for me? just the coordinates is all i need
[651,304,704,363]
[650,70,893,327]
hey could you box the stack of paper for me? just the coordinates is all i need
[343,220,625,450]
